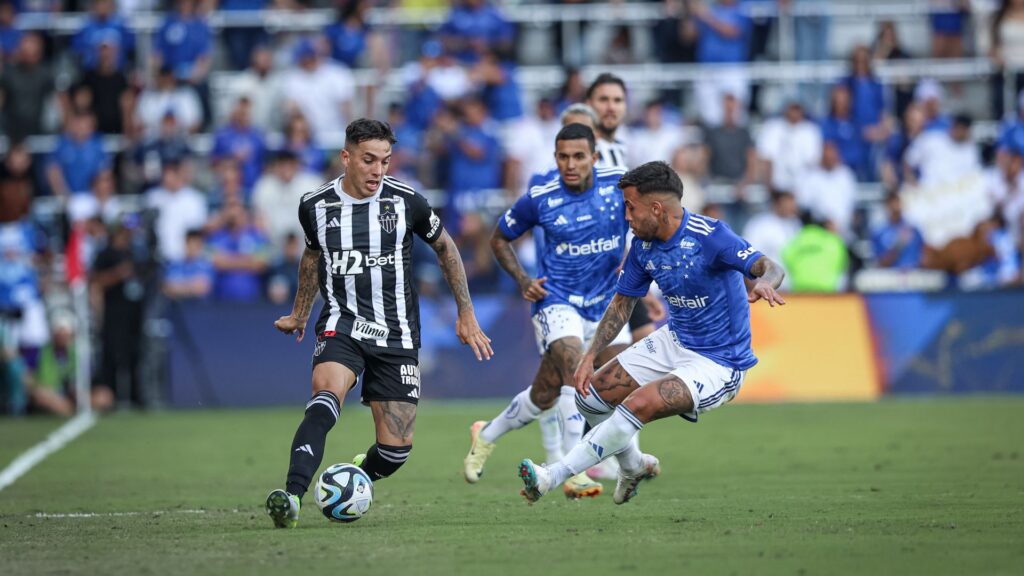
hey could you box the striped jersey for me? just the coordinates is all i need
[596,137,628,169]
[298,174,444,350]
[499,166,629,321]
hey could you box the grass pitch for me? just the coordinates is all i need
[1,398,1022,575]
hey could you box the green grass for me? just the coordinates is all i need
[1,398,1022,575]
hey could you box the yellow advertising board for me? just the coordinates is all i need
[739,295,880,403]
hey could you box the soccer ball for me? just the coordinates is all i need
[314,463,374,523]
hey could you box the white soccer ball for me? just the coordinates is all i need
[314,463,374,523]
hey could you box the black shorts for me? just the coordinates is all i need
[628,299,652,331]
[312,333,420,405]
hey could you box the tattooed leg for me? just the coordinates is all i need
[621,375,695,424]
[362,400,417,481]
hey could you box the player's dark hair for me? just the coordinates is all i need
[618,161,684,199]
[185,228,205,241]
[555,122,596,152]
[345,118,397,148]
[586,72,627,100]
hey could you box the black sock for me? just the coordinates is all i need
[285,391,340,499]
[360,443,412,481]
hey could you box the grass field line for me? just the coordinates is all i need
[0,412,97,493]
[30,509,210,519]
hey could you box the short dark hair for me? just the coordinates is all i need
[185,229,205,242]
[555,122,596,152]
[586,72,627,100]
[345,118,397,148]
[617,161,684,199]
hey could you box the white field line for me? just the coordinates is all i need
[0,412,97,492]
[30,509,211,519]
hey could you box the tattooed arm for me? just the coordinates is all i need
[273,247,321,342]
[431,230,494,361]
[747,255,786,307]
[573,293,639,396]
[490,225,548,302]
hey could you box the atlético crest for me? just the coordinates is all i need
[378,203,399,234]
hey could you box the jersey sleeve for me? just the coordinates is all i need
[496,192,539,241]
[707,221,763,278]
[297,200,320,251]
[616,240,652,297]
[407,191,445,244]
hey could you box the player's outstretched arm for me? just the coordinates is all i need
[573,293,638,396]
[490,225,548,303]
[747,255,787,307]
[274,246,321,342]
[431,230,494,361]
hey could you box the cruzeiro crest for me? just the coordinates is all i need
[377,200,399,234]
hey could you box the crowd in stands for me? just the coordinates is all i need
[2,0,1024,414]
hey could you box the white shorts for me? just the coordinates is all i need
[532,304,631,355]
[616,326,746,422]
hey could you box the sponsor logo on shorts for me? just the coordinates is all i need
[352,320,390,340]
[401,364,421,398]
[313,339,327,357]
[665,294,709,309]
[568,294,607,308]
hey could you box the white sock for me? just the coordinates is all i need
[557,386,586,458]
[479,387,543,444]
[538,407,563,464]
[548,405,644,486]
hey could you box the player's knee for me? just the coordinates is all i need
[622,393,658,423]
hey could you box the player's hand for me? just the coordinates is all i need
[274,315,307,342]
[643,294,667,323]
[519,277,549,303]
[573,354,597,397]
[456,311,493,361]
[748,282,786,308]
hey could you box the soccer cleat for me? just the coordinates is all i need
[562,471,603,499]
[463,420,495,483]
[352,453,367,468]
[613,454,661,505]
[265,489,301,528]
[518,458,553,503]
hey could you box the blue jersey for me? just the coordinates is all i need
[617,212,763,370]
[499,166,628,321]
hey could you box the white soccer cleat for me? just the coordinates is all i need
[613,454,661,505]
[587,457,620,481]
[463,420,495,483]
[518,458,554,504]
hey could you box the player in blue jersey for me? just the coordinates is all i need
[463,123,631,498]
[517,161,786,505]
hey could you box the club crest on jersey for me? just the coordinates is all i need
[378,203,399,234]
[679,236,701,255]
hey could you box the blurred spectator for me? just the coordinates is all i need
[630,101,683,167]
[905,114,980,186]
[211,97,266,195]
[605,26,637,65]
[839,45,889,180]
[46,111,110,198]
[872,21,915,120]
[91,221,145,405]
[439,0,514,64]
[282,38,355,142]
[68,169,124,224]
[872,192,925,269]
[820,84,869,180]
[435,98,502,235]
[0,142,34,220]
[881,103,926,190]
[703,92,755,193]
[163,229,213,300]
[134,66,203,139]
[128,111,193,192]
[324,0,372,68]
[153,0,213,125]
[670,144,707,214]
[72,0,136,72]
[554,68,586,113]
[929,0,969,59]
[914,79,951,133]
[742,190,801,276]
[504,98,559,193]
[226,44,281,132]
[209,159,246,214]
[0,0,22,66]
[283,113,327,176]
[267,232,302,305]
[146,161,208,262]
[654,0,697,65]
[219,0,269,71]
[791,0,831,113]
[0,33,54,141]
[25,311,114,415]
[986,146,1024,244]
[995,90,1024,166]
[756,100,822,193]
[691,0,752,125]
[989,0,1024,119]
[959,213,1022,289]
[403,42,445,132]
[207,200,270,302]
[66,36,132,135]
[252,149,322,251]
[782,211,848,292]
[471,49,523,124]
[795,140,856,238]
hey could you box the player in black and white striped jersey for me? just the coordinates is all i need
[265,119,493,528]
[587,72,630,170]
